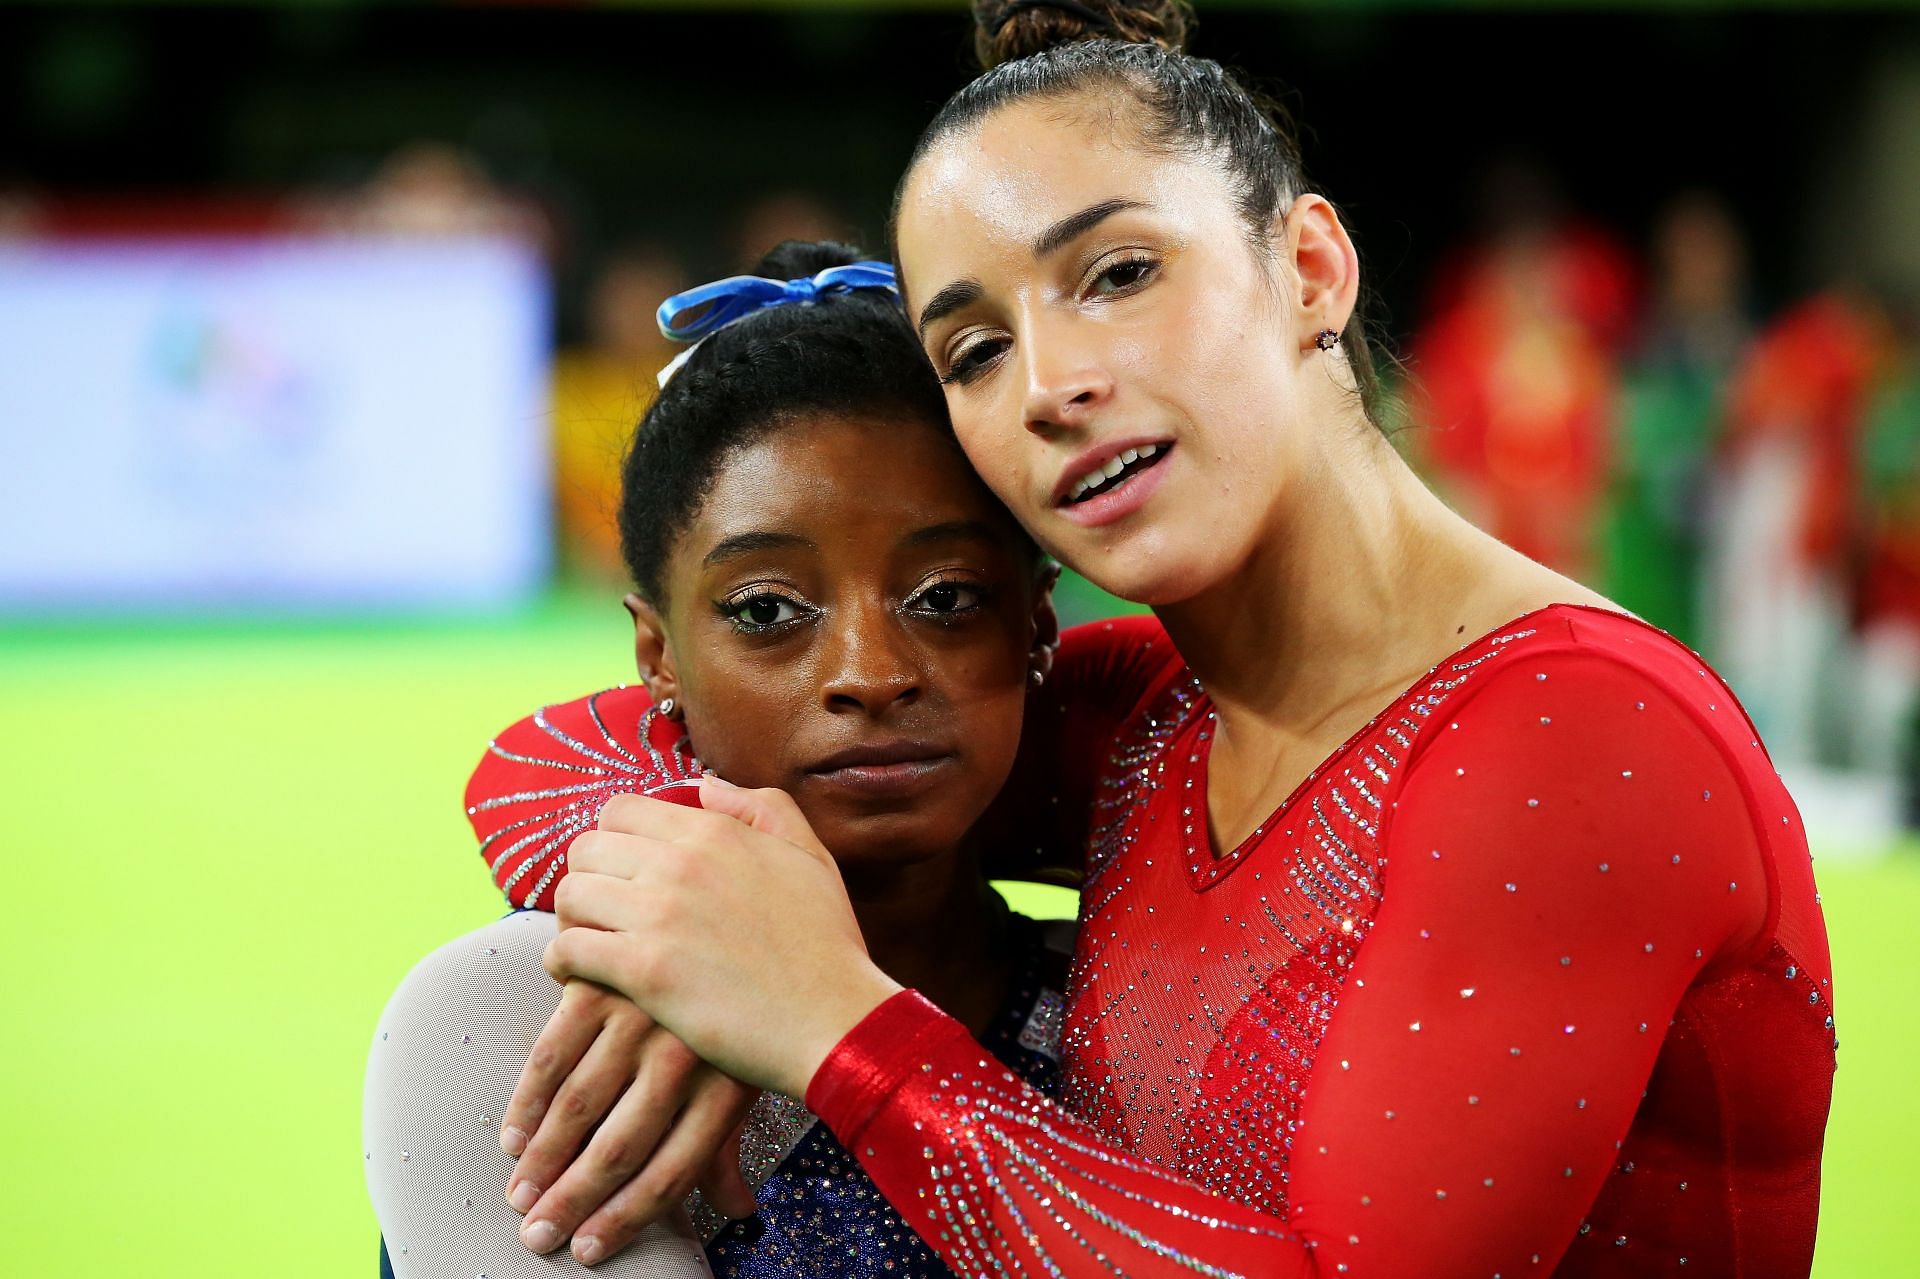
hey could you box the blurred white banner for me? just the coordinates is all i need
[0,235,550,612]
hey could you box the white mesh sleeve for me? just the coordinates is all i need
[364,911,715,1279]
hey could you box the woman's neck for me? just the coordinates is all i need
[1159,431,1479,723]
[1155,422,1589,845]
[841,850,1013,1038]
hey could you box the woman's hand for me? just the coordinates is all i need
[499,979,760,1264]
[546,778,902,1101]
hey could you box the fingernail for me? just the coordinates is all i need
[520,1219,560,1253]
[500,1125,528,1157]
[575,1236,605,1265]
[508,1180,540,1214]
[700,773,738,789]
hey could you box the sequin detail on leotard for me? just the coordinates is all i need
[465,691,700,910]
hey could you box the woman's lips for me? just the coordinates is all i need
[1054,443,1173,529]
[810,756,955,799]
[806,742,957,800]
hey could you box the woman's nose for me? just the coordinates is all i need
[819,610,922,716]
[1020,322,1114,436]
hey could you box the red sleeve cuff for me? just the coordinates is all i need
[804,988,967,1144]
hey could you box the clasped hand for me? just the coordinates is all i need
[501,777,902,1264]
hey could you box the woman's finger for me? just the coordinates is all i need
[552,868,671,940]
[693,1103,761,1221]
[600,789,820,865]
[695,778,831,861]
[545,925,661,1007]
[506,1016,652,1234]
[565,830,678,882]
[500,980,620,1157]
[568,1071,759,1265]
[519,1036,701,1259]
[597,791,716,838]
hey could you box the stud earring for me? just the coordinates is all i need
[659,697,679,720]
[1314,329,1339,352]
[1029,667,1047,689]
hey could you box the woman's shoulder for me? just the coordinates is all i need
[1390,603,1805,966]
[465,686,696,910]
[1445,602,1765,747]
[1401,602,1796,843]
[1054,611,1182,699]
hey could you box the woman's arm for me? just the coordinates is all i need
[364,912,718,1278]
[466,687,697,912]
[460,614,1176,1252]
[555,656,1772,1277]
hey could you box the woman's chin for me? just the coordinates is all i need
[1072,551,1215,610]
[1038,513,1225,609]
[801,803,972,874]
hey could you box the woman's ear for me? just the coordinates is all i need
[1280,193,1360,349]
[624,592,680,709]
[1029,563,1063,686]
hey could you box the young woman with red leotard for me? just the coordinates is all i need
[521,3,1836,1274]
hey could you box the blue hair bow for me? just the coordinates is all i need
[655,261,898,343]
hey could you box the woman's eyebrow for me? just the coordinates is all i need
[1032,197,1147,258]
[917,279,983,337]
[916,198,1150,336]
[901,519,1001,550]
[702,530,814,567]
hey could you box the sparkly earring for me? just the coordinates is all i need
[658,696,680,720]
[1029,666,1047,689]
[1314,329,1339,352]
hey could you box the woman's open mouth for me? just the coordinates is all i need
[1062,442,1169,505]
[1054,440,1174,528]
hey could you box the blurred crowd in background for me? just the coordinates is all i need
[3,3,1919,831]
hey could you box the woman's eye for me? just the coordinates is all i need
[943,336,1009,386]
[1090,256,1157,296]
[725,593,807,630]
[909,580,985,615]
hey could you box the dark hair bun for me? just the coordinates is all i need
[972,0,1191,70]
[751,238,864,281]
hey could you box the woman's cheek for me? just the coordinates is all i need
[681,682,805,789]
[932,626,1034,701]
[950,410,1033,518]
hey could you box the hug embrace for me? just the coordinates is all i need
[365,1,1836,1276]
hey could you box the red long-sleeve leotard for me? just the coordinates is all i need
[804,605,1834,1277]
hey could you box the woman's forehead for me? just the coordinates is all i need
[907,103,1134,237]
[900,102,1224,292]
[693,418,1000,539]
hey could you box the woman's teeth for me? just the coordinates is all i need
[1069,444,1161,502]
